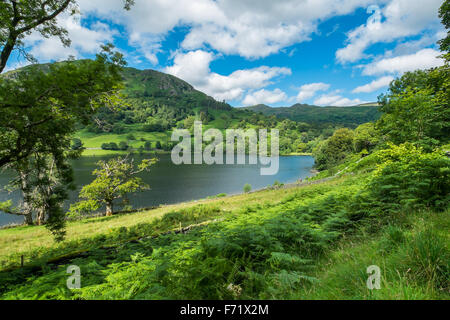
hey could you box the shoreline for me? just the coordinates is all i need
[79,149,313,157]
[0,167,319,231]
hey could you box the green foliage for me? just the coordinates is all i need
[69,156,157,216]
[245,104,380,128]
[70,138,83,150]
[365,143,450,213]
[405,228,449,290]
[439,0,450,53]
[353,122,380,153]
[0,0,134,72]
[313,128,354,170]
[243,183,252,193]
[101,142,119,150]
[377,66,450,150]
[144,141,152,151]
[118,141,129,151]
[126,133,136,141]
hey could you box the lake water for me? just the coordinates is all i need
[0,154,314,227]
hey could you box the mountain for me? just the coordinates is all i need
[244,103,381,128]
[121,66,232,113]
[5,60,380,130]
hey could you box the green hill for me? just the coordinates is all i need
[245,103,381,127]
[6,61,382,155]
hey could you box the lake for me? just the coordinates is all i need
[0,154,314,227]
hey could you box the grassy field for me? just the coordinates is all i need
[0,177,335,270]
[74,127,172,156]
[0,170,447,299]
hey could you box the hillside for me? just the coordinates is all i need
[245,103,381,127]
[5,61,383,156]
[1,164,448,300]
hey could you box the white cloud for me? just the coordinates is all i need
[296,82,330,102]
[362,48,444,75]
[314,94,365,106]
[78,0,376,60]
[352,76,394,93]
[25,14,117,62]
[165,50,291,101]
[242,89,287,106]
[336,0,442,63]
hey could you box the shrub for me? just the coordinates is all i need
[119,141,129,151]
[71,138,83,150]
[101,142,119,150]
[126,133,136,141]
[144,141,152,151]
[366,143,450,212]
[243,184,252,193]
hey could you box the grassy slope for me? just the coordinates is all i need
[74,109,252,156]
[0,178,330,269]
[0,172,447,300]
[295,210,449,299]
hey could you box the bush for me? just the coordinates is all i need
[101,142,119,150]
[144,141,152,151]
[119,141,129,151]
[71,138,83,150]
[366,143,450,212]
[243,183,252,193]
[126,133,136,141]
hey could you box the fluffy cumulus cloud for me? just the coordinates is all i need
[314,94,365,107]
[242,89,287,106]
[9,0,445,106]
[25,14,117,61]
[352,76,394,93]
[165,50,291,101]
[336,0,442,64]
[362,49,445,75]
[77,0,376,61]
[296,82,330,102]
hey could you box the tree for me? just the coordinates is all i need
[0,149,77,241]
[0,0,134,73]
[0,47,127,239]
[439,0,450,55]
[144,141,152,151]
[71,138,83,150]
[377,67,449,150]
[155,141,162,149]
[376,4,450,150]
[243,183,252,193]
[0,1,134,240]
[119,141,129,151]
[313,128,354,171]
[126,133,136,141]
[353,122,380,153]
[69,156,157,217]
[0,46,126,168]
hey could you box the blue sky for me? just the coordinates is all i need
[6,0,446,107]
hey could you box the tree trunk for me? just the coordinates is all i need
[24,210,34,226]
[105,202,113,216]
[19,171,34,225]
[37,209,45,225]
